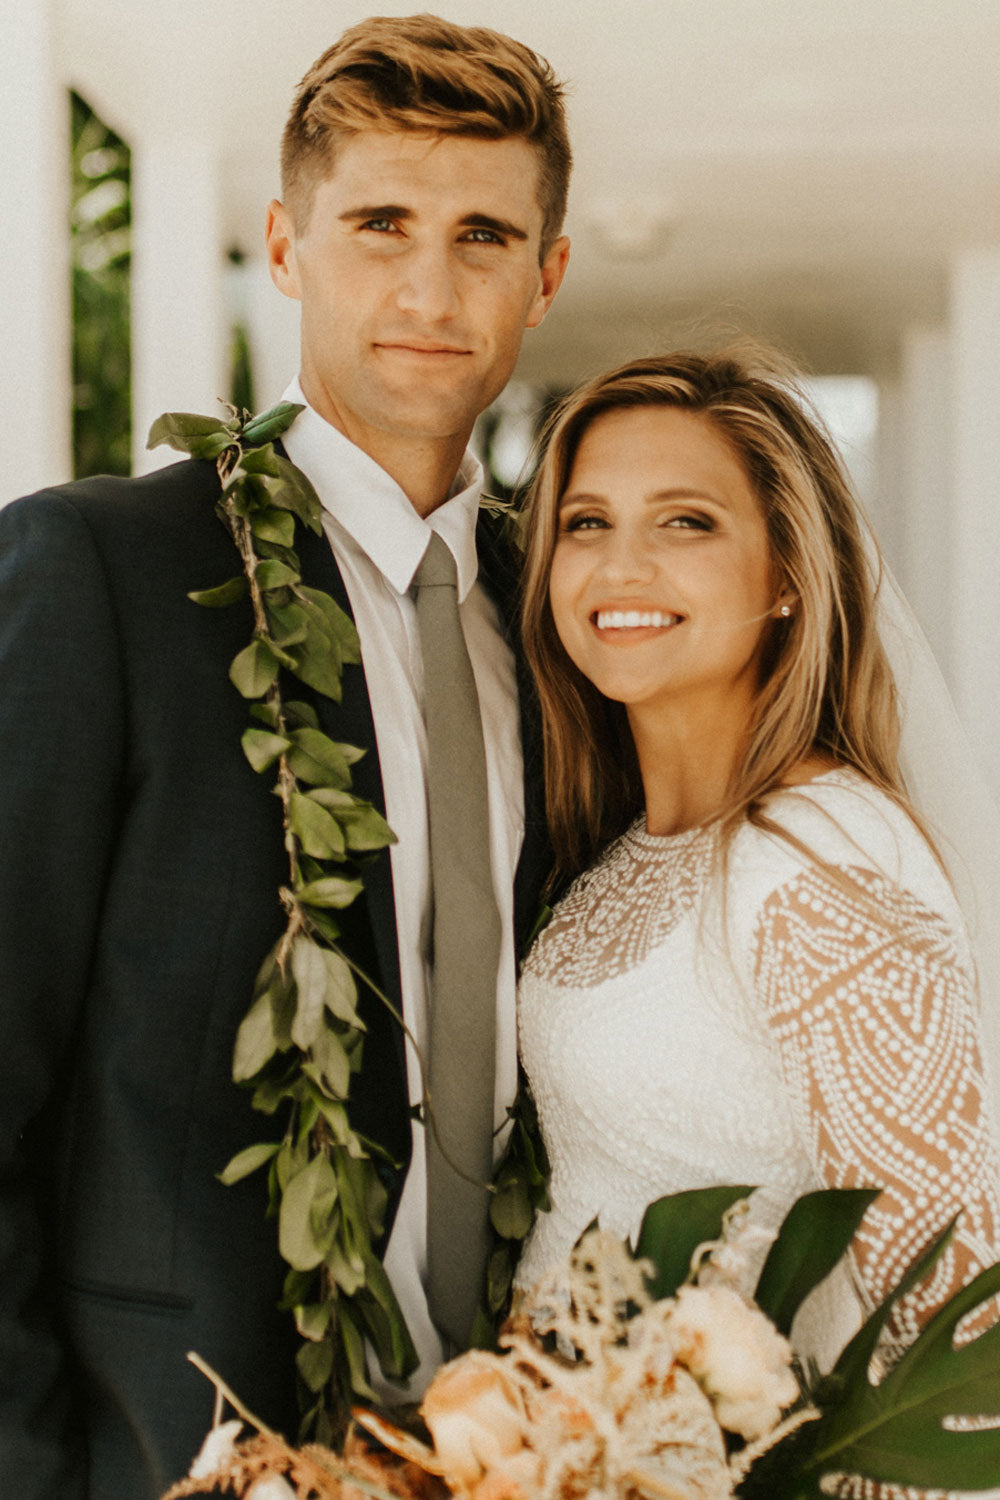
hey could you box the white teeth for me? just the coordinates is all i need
[595,609,679,630]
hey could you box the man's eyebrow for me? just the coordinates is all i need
[462,213,528,242]
[337,206,528,241]
[338,204,412,223]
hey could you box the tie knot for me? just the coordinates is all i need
[413,532,458,592]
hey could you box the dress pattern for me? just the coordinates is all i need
[517,771,1000,1372]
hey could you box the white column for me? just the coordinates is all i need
[131,137,226,473]
[948,250,1000,796]
[896,325,952,674]
[0,0,71,503]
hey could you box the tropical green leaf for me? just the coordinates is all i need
[147,410,234,459]
[279,1154,339,1272]
[289,790,348,859]
[241,401,303,447]
[217,1140,281,1187]
[755,1187,881,1336]
[635,1184,755,1301]
[229,637,281,698]
[187,574,248,608]
[241,726,290,773]
[795,1255,1000,1493]
[296,875,365,909]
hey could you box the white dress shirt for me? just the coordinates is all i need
[281,380,524,1396]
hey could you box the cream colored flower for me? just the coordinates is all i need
[669,1285,799,1441]
[188,1418,244,1480]
[420,1349,530,1488]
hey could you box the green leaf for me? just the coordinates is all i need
[147,410,234,459]
[339,800,397,852]
[296,1333,334,1393]
[233,988,280,1081]
[244,450,323,533]
[296,875,365,909]
[286,635,345,702]
[755,1187,881,1336]
[290,935,331,1050]
[338,1304,377,1402]
[187,575,248,608]
[798,1256,1000,1493]
[255,558,301,591]
[287,728,360,788]
[294,1300,331,1342]
[267,601,309,649]
[490,1180,534,1241]
[229,637,280,699]
[250,506,296,548]
[217,1140,281,1187]
[327,1238,367,1296]
[298,585,361,665]
[288,790,347,859]
[321,948,360,1025]
[241,401,303,447]
[360,1252,419,1380]
[241,726,291,773]
[634,1184,755,1301]
[311,1025,351,1099]
[279,1153,339,1272]
[285,699,320,730]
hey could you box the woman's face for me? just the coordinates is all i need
[548,405,782,726]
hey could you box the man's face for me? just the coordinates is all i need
[267,130,569,468]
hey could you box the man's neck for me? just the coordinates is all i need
[298,376,471,517]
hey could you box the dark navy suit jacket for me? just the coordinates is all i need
[0,456,547,1499]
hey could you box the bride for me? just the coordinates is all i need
[513,349,1000,1371]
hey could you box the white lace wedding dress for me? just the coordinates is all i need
[517,770,1000,1374]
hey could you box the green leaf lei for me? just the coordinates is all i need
[149,402,546,1444]
[150,401,420,1442]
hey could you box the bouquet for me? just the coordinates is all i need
[164,1185,1000,1499]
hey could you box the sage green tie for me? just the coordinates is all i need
[413,532,501,1349]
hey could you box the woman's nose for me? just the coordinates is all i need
[599,524,657,585]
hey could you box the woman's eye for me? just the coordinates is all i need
[665,513,713,531]
[561,513,607,532]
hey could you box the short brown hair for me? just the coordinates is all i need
[520,349,916,877]
[281,14,571,252]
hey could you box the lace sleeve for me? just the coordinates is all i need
[753,862,1000,1353]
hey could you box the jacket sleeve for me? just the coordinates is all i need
[0,492,126,1497]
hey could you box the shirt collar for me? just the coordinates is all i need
[279,377,484,601]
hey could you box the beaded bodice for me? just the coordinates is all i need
[517,772,1000,1367]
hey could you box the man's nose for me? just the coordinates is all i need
[394,244,461,321]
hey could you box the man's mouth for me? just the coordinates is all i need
[594,609,682,630]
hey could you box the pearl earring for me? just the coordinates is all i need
[778,604,792,618]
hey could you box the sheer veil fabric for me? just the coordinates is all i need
[877,566,1000,1154]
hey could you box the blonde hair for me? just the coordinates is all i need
[520,349,921,878]
[280,14,571,252]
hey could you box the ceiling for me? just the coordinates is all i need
[57,0,1000,383]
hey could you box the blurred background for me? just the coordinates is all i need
[3,0,1000,789]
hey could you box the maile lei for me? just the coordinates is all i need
[148,402,549,1446]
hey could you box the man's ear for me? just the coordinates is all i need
[266,200,302,302]
[526,235,570,329]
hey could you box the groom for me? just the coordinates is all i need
[0,15,569,1499]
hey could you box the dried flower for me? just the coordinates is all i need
[420,1352,530,1488]
[669,1285,798,1440]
